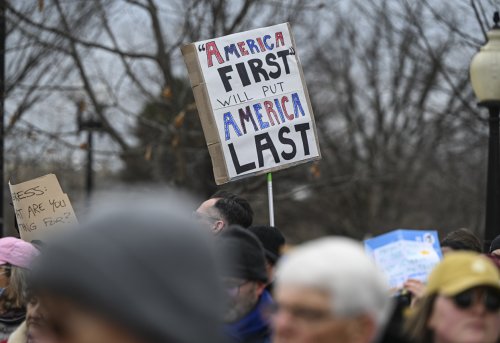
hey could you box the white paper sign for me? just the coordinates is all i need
[364,229,443,289]
[190,23,320,181]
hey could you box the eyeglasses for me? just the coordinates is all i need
[452,288,500,312]
[269,303,332,323]
[224,280,249,297]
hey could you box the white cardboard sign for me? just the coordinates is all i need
[182,23,321,184]
[9,174,78,242]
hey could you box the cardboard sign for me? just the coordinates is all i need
[364,229,443,289]
[9,174,78,242]
[182,23,321,184]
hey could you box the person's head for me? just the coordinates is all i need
[440,228,482,255]
[0,237,38,310]
[490,235,500,256]
[30,206,224,343]
[405,252,500,343]
[25,291,58,343]
[273,237,392,343]
[248,225,286,283]
[216,226,268,323]
[195,191,253,233]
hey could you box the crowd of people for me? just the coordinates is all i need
[0,191,499,343]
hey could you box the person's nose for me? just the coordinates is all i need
[272,308,296,339]
[470,295,488,316]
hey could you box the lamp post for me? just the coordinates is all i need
[76,101,104,204]
[470,12,500,252]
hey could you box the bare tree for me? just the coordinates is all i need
[4,0,497,242]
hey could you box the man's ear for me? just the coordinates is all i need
[345,314,376,343]
[212,220,225,234]
[255,282,267,297]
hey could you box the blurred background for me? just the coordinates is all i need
[3,0,497,242]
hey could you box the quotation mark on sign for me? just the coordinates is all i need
[289,47,295,55]
[198,44,206,52]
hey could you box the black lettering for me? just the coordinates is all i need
[19,222,37,232]
[278,127,297,160]
[32,186,45,196]
[218,65,234,92]
[27,203,44,218]
[266,53,281,79]
[235,62,251,87]
[15,191,24,201]
[277,50,291,75]
[228,143,256,174]
[255,133,280,167]
[49,199,67,212]
[294,123,311,155]
[248,58,270,83]
[12,186,45,202]
[43,217,64,227]
[23,188,36,198]
[15,209,23,220]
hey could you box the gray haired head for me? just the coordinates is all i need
[275,237,393,340]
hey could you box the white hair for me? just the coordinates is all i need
[275,237,393,339]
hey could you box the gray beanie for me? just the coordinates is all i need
[30,208,225,343]
[216,226,268,282]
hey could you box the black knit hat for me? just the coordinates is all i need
[217,226,268,282]
[248,225,285,265]
[30,207,224,343]
[490,235,500,253]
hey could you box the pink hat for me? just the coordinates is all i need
[0,237,39,269]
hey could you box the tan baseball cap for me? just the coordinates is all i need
[425,251,500,297]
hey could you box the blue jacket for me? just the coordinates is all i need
[224,290,273,343]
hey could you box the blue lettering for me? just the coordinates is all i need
[253,103,270,130]
[223,111,242,141]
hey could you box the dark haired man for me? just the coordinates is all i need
[195,191,253,234]
[217,226,272,343]
[440,228,482,254]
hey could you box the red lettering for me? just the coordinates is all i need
[256,37,266,52]
[281,96,294,120]
[237,41,249,56]
[206,41,224,67]
[264,100,280,126]
[275,31,285,47]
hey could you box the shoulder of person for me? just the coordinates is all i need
[7,321,27,343]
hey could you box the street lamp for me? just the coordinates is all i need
[470,12,500,252]
[76,100,104,204]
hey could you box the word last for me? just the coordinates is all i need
[228,123,313,175]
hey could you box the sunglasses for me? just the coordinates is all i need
[452,288,500,312]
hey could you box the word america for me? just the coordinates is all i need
[223,92,306,141]
[205,31,285,67]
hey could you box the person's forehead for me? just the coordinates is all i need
[197,198,219,214]
[441,246,454,255]
[276,285,331,309]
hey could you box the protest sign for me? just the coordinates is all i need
[364,229,443,289]
[9,174,78,242]
[182,23,321,184]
